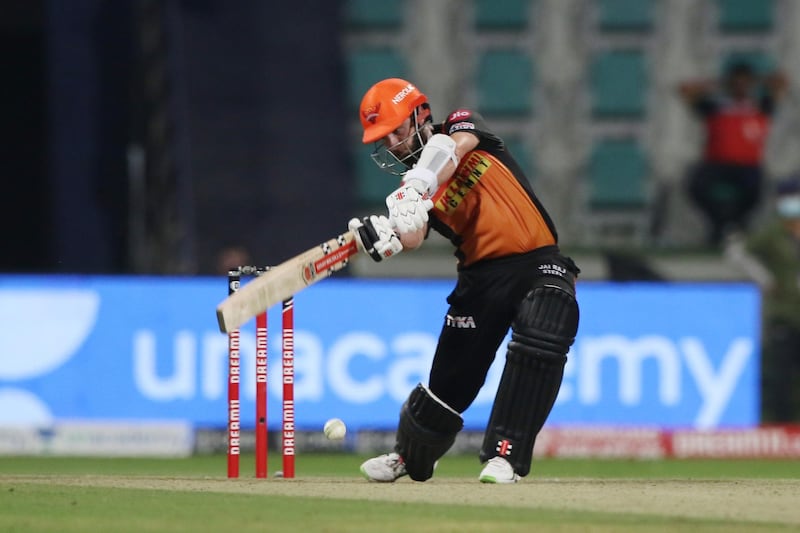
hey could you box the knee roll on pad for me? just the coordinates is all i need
[480,282,579,477]
[511,283,579,359]
[511,280,579,371]
[395,383,463,481]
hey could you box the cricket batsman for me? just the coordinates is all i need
[348,78,580,483]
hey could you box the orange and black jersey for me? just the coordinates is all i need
[428,109,558,268]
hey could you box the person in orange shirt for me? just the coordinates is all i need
[679,61,788,245]
[348,78,580,484]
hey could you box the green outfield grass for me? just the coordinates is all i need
[2,454,799,532]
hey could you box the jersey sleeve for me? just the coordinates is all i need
[441,109,504,152]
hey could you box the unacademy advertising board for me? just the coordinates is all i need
[0,276,760,430]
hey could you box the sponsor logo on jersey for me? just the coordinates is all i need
[433,152,491,215]
[448,109,471,122]
[445,314,477,328]
[538,263,567,277]
[448,122,475,135]
[361,102,381,124]
[391,83,416,105]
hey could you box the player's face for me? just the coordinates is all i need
[368,110,429,175]
[383,117,418,161]
[729,72,755,99]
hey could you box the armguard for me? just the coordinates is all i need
[403,134,460,194]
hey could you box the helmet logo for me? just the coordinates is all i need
[392,83,416,104]
[362,102,381,124]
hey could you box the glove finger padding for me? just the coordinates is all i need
[348,215,402,262]
[386,186,431,234]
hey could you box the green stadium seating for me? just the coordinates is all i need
[590,50,647,118]
[345,0,403,29]
[346,48,407,109]
[588,138,648,208]
[476,49,534,116]
[720,50,775,76]
[346,47,406,206]
[717,0,773,32]
[597,0,654,31]
[474,0,530,30]
[353,143,400,207]
[502,137,535,180]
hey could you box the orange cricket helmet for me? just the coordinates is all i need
[359,78,428,144]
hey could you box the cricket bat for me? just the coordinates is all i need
[216,231,358,333]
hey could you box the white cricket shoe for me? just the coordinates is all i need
[360,452,408,482]
[479,456,520,484]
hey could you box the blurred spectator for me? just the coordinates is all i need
[215,245,252,275]
[729,176,800,421]
[679,61,788,246]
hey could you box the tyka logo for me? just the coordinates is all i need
[446,314,476,328]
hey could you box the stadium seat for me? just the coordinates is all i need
[503,137,535,180]
[476,49,534,116]
[346,48,407,109]
[597,0,654,32]
[345,0,404,29]
[353,143,399,207]
[588,138,648,208]
[717,0,774,32]
[474,0,530,30]
[590,50,647,118]
[720,50,775,76]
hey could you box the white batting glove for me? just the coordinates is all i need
[386,185,434,234]
[348,215,403,262]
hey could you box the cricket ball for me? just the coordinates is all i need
[323,418,346,441]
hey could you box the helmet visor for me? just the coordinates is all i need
[368,110,426,176]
